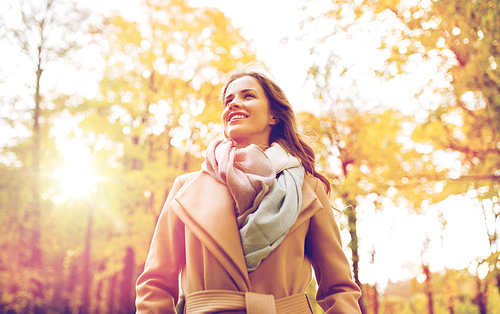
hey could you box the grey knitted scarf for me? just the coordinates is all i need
[203,139,304,271]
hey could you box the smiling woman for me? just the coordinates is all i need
[135,64,361,314]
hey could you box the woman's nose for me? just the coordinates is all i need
[228,100,241,110]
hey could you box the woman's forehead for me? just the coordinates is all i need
[225,76,263,97]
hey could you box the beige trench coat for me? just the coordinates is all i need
[136,170,361,313]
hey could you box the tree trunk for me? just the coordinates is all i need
[31,44,42,266]
[164,129,172,167]
[65,264,79,314]
[496,272,500,297]
[423,264,434,314]
[474,276,488,314]
[183,152,191,172]
[27,43,45,314]
[107,274,118,314]
[81,202,94,314]
[372,284,379,314]
[345,201,366,313]
[119,247,135,314]
[94,275,103,314]
[447,293,455,314]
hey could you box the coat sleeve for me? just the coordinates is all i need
[136,175,187,314]
[306,179,362,314]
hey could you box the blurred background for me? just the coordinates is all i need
[0,0,499,313]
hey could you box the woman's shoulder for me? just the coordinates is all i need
[175,171,200,186]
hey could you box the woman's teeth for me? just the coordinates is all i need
[231,115,246,121]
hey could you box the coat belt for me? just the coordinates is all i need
[184,290,312,314]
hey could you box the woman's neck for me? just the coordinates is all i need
[231,138,271,151]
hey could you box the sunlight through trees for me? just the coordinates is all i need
[0,0,499,313]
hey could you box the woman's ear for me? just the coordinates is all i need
[269,115,278,126]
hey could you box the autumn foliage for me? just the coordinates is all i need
[0,0,499,313]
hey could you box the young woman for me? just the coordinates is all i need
[135,66,362,313]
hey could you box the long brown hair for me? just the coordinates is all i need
[222,66,331,194]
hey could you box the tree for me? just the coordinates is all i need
[62,0,257,310]
[74,0,256,259]
[299,108,435,313]
[301,0,500,311]
[0,0,97,311]
[372,0,500,298]
[1,0,256,311]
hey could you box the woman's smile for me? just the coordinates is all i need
[228,112,249,122]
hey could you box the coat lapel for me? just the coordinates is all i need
[171,171,325,291]
[290,176,324,234]
[171,171,251,290]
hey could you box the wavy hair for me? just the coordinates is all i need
[222,65,331,194]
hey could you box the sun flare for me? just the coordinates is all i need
[54,140,97,197]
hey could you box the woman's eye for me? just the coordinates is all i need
[245,94,254,99]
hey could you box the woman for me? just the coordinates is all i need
[135,65,362,313]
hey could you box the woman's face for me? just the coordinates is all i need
[222,76,277,148]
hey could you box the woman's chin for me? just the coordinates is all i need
[225,129,271,148]
[226,130,246,143]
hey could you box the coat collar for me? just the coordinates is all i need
[172,171,323,291]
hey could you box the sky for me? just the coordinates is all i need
[1,0,495,289]
[188,0,318,112]
[84,0,318,112]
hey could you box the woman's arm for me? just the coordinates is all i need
[307,179,362,314]
[136,176,187,314]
